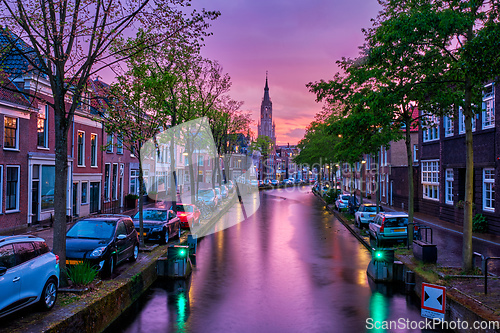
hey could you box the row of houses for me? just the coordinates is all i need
[0,37,251,235]
[340,82,500,236]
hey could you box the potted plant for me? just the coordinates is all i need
[125,193,139,208]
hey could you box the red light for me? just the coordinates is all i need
[414,225,419,231]
[55,255,60,264]
[380,218,385,233]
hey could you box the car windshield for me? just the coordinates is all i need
[384,217,408,227]
[133,210,168,221]
[174,205,194,213]
[364,206,384,212]
[341,195,350,200]
[67,220,115,239]
[198,190,214,197]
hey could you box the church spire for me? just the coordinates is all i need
[263,71,270,102]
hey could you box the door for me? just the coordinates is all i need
[31,181,39,224]
[90,182,99,214]
[72,183,78,217]
[0,244,20,313]
[115,222,130,263]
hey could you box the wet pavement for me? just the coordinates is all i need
[106,187,449,333]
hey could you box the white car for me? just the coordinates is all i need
[354,204,384,229]
[0,235,59,318]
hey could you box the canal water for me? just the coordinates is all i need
[106,187,450,333]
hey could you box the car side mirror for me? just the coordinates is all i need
[0,266,7,276]
[117,234,127,240]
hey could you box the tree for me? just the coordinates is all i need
[372,0,500,271]
[0,0,218,277]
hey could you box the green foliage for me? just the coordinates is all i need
[65,262,99,287]
[125,193,139,200]
[324,188,340,204]
[472,214,488,233]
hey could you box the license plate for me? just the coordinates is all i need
[369,214,375,217]
[66,260,83,265]
[393,229,405,232]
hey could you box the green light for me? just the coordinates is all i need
[179,249,186,256]
[375,251,383,260]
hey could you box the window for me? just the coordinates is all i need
[198,155,204,166]
[112,163,118,200]
[444,116,454,137]
[37,105,48,147]
[41,166,55,211]
[4,117,18,149]
[77,131,85,166]
[81,182,88,204]
[445,169,453,205]
[104,164,110,201]
[413,144,419,163]
[458,107,476,134]
[106,133,113,153]
[6,166,20,211]
[422,160,439,200]
[117,135,123,154]
[422,114,439,142]
[130,170,139,195]
[90,134,97,167]
[0,165,2,213]
[482,83,495,129]
[483,168,495,211]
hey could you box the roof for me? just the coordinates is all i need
[89,79,111,115]
[0,27,45,78]
[0,71,31,107]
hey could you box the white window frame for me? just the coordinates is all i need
[37,105,49,148]
[445,169,453,205]
[6,165,20,212]
[90,133,98,167]
[4,116,19,150]
[444,115,454,137]
[104,163,110,201]
[106,133,113,153]
[422,114,440,142]
[458,106,477,134]
[483,168,495,212]
[198,155,204,166]
[422,160,439,201]
[77,131,85,167]
[117,135,123,154]
[482,83,495,129]
[112,163,118,200]
[130,169,139,195]
[413,144,418,163]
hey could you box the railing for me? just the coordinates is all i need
[407,223,433,249]
[101,200,121,215]
[483,256,500,295]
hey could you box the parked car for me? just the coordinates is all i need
[354,204,385,229]
[214,187,223,202]
[197,189,218,208]
[66,215,139,278]
[219,185,229,199]
[0,235,59,318]
[321,184,330,196]
[226,180,235,193]
[249,179,259,187]
[132,209,181,243]
[347,195,360,214]
[369,212,409,247]
[170,204,201,228]
[335,194,351,210]
[271,179,279,186]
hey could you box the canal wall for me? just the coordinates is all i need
[315,192,500,333]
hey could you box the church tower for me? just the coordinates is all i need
[257,73,276,146]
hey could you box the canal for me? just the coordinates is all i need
[106,186,449,333]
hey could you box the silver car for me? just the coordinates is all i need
[0,235,59,318]
[369,212,409,247]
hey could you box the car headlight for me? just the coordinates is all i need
[90,247,107,258]
[152,227,162,232]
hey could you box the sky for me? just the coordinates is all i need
[194,0,382,145]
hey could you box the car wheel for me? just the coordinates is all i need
[130,244,139,262]
[103,256,115,278]
[38,277,57,311]
[160,228,169,245]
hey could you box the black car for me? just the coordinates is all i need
[65,215,139,278]
[132,209,181,244]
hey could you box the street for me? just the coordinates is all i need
[106,186,448,333]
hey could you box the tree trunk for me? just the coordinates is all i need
[52,107,69,286]
[138,147,145,247]
[376,152,380,213]
[463,76,474,272]
[405,121,414,243]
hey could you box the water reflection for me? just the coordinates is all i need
[109,187,451,333]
